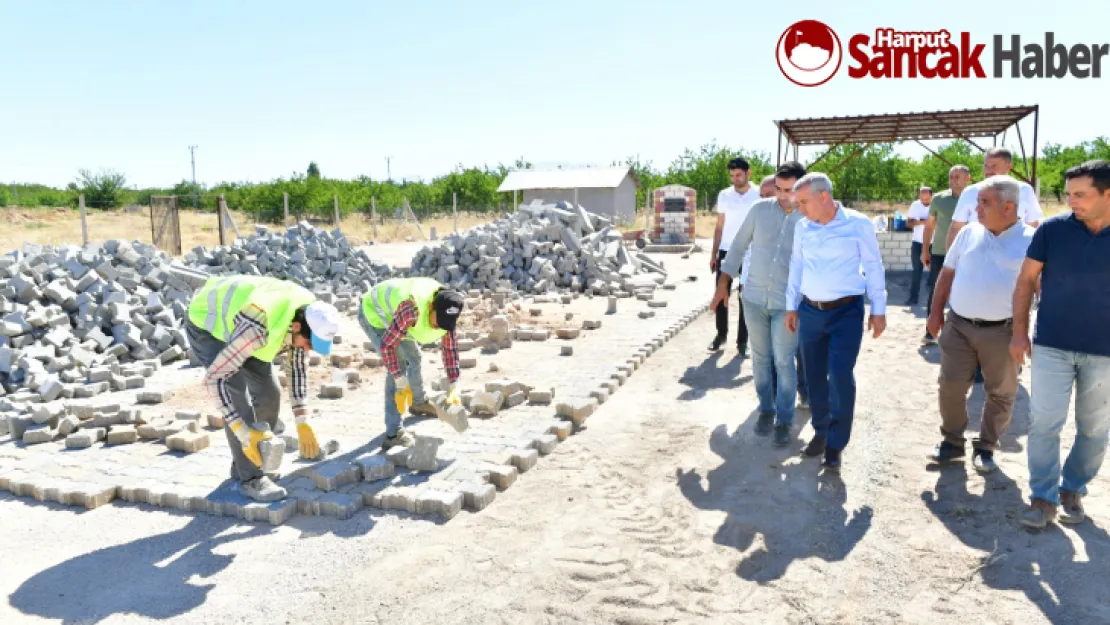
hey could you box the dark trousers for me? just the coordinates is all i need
[771,348,808,403]
[924,253,946,336]
[909,241,925,302]
[799,297,865,451]
[715,249,748,346]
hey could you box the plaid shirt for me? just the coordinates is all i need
[203,303,308,421]
[382,299,459,383]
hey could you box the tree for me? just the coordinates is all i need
[307,161,321,179]
[75,169,127,209]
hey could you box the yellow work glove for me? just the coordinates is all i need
[393,375,414,415]
[445,382,461,407]
[296,419,320,459]
[228,417,272,467]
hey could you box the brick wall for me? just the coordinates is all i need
[877,231,915,272]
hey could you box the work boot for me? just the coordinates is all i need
[230,464,280,482]
[928,441,966,464]
[708,336,724,352]
[922,334,938,346]
[1020,499,1057,529]
[382,427,416,450]
[754,412,775,436]
[408,400,438,417]
[737,343,748,358]
[803,434,827,457]
[1060,491,1086,525]
[774,424,791,447]
[239,476,287,502]
[822,449,842,472]
[972,449,998,474]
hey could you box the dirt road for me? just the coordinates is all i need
[3,275,1108,624]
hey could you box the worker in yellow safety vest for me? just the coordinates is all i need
[358,277,465,449]
[187,275,339,502]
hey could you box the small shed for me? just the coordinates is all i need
[498,166,640,224]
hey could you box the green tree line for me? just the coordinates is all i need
[4,138,1107,218]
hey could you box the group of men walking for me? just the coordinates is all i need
[711,150,1110,530]
[187,274,464,502]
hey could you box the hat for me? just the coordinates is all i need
[304,301,340,356]
[433,289,465,333]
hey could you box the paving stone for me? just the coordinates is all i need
[165,431,210,453]
[583,319,602,330]
[65,430,96,449]
[504,391,526,408]
[456,481,496,511]
[319,384,344,399]
[548,421,572,441]
[408,435,443,472]
[240,499,298,525]
[639,311,656,319]
[556,399,598,425]
[310,460,361,492]
[137,389,173,404]
[560,345,573,356]
[533,433,559,454]
[511,448,539,472]
[258,439,284,473]
[206,414,225,429]
[106,424,138,445]
[527,389,554,405]
[384,446,412,467]
[175,409,202,421]
[416,489,464,519]
[90,412,125,428]
[22,424,56,445]
[315,491,365,519]
[590,388,611,404]
[479,463,518,490]
[355,452,396,482]
[555,328,580,339]
[70,482,117,509]
[469,390,503,417]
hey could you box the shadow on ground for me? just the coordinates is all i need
[922,467,1110,624]
[676,411,872,582]
[677,352,751,401]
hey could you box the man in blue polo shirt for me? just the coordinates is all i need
[1011,160,1110,529]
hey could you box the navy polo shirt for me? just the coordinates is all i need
[1026,212,1110,357]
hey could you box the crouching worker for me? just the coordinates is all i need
[186,275,339,502]
[359,277,464,449]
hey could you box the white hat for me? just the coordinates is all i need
[304,301,340,355]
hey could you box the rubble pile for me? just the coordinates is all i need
[410,201,667,295]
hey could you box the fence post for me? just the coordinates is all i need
[333,195,340,228]
[218,194,227,246]
[283,192,289,226]
[452,192,458,234]
[370,196,378,239]
[573,187,578,209]
[79,194,88,246]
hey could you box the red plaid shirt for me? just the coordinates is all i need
[381,299,459,383]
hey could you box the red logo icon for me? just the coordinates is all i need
[776,20,843,86]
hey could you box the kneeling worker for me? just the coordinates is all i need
[359,277,464,449]
[187,275,340,502]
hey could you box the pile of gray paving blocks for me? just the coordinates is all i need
[410,200,668,295]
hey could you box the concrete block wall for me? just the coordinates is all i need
[877,231,914,272]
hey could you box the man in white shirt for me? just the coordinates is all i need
[905,187,932,305]
[710,157,761,355]
[784,173,887,471]
[946,146,1042,250]
[926,175,1034,474]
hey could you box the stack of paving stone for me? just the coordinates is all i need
[183,221,395,312]
[410,200,668,295]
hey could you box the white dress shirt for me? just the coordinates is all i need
[944,221,1035,321]
[906,200,931,244]
[716,185,761,252]
[786,205,888,315]
[952,179,1043,226]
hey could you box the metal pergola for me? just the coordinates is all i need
[774,105,1040,186]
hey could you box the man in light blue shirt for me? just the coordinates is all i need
[713,161,807,446]
[785,173,888,471]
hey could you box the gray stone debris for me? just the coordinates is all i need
[408,435,443,472]
[409,200,667,295]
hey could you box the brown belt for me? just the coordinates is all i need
[802,295,860,311]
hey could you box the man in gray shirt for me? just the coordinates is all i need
[711,161,808,446]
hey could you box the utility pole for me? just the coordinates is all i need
[188,145,199,210]
[386,156,392,182]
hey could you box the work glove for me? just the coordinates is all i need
[393,375,414,415]
[445,381,461,407]
[227,417,272,467]
[295,415,321,460]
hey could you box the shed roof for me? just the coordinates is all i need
[775,105,1037,146]
[497,166,638,192]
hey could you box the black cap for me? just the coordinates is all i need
[434,289,465,333]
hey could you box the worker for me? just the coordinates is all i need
[186,275,339,502]
[358,277,465,449]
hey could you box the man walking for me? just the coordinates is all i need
[925,176,1034,473]
[187,276,340,502]
[785,173,887,471]
[709,157,761,355]
[712,161,807,446]
[359,277,466,450]
[947,146,1043,250]
[905,186,933,305]
[921,165,971,345]
[1013,160,1110,529]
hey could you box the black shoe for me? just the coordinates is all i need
[804,434,827,457]
[708,336,724,352]
[774,424,791,447]
[928,441,966,464]
[755,412,775,436]
[822,449,842,471]
[904,297,919,306]
[737,343,748,358]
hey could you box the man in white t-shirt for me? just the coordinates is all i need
[710,157,761,355]
[905,186,933,305]
[946,146,1043,251]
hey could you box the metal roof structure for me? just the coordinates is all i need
[774,105,1041,184]
[497,166,639,192]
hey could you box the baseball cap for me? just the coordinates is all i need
[433,289,465,333]
[304,301,340,356]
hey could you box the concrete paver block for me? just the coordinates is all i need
[355,453,395,482]
[480,463,518,490]
[65,430,97,449]
[408,435,443,472]
[416,489,464,519]
[22,424,56,445]
[527,389,554,405]
[511,448,539,472]
[310,461,361,492]
[504,391,526,408]
[166,431,210,453]
[319,384,344,399]
[557,399,598,425]
[560,345,573,356]
[137,389,174,404]
[240,499,298,526]
[174,409,202,421]
[106,424,138,444]
[258,439,284,474]
[469,390,503,417]
[207,414,225,429]
[384,446,412,467]
[533,433,559,454]
[590,388,610,404]
[456,481,496,511]
[548,421,572,441]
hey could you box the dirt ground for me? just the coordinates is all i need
[1,268,1106,625]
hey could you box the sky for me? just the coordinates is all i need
[2,0,1108,189]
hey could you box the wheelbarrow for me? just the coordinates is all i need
[621,228,648,250]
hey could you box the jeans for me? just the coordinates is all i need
[771,349,807,404]
[909,241,925,302]
[924,253,946,336]
[359,308,426,437]
[743,300,800,427]
[1027,345,1110,505]
[715,250,748,346]
[799,297,865,451]
[186,321,281,483]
